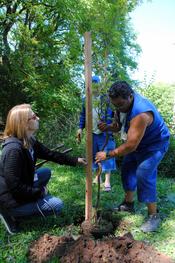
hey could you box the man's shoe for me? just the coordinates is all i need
[113,201,135,213]
[0,211,20,235]
[140,213,161,233]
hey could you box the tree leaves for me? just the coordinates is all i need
[0,0,141,125]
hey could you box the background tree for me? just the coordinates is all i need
[0,0,141,144]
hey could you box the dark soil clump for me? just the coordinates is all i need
[81,219,114,238]
[28,232,174,263]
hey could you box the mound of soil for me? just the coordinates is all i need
[28,232,174,263]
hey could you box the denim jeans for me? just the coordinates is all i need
[121,146,168,203]
[8,167,64,218]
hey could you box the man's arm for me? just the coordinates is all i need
[96,112,153,161]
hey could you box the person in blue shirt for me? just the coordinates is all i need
[96,80,170,232]
[77,76,117,191]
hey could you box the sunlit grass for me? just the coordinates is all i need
[0,164,175,262]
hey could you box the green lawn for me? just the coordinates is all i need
[0,164,175,262]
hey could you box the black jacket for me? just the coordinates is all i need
[0,137,78,209]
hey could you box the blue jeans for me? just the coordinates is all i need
[8,167,64,218]
[121,146,168,203]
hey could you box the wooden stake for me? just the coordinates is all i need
[84,32,92,221]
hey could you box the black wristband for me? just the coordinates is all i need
[106,151,111,159]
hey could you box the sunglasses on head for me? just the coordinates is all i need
[28,114,38,121]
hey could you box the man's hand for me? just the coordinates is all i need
[95,151,107,163]
[78,157,87,165]
[76,129,83,143]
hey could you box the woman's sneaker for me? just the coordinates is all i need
[140,213,161,232]
[113,201,135,213]
[0,210,20,235]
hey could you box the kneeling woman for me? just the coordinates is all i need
[0,104,86,234]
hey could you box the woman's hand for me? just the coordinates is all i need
[95,151,107,163]
[108,122,121,132]
[78,158,87,165]
[97,122,120,133]
[97,122,108,132]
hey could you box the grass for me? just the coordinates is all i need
[0,163,175,262]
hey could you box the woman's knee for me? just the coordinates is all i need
[40,196,64,216]
[41,167,51,177]
[50,197,64,215]
[36,167,52,185]
[55,201,64,215]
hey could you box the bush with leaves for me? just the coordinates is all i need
[137,83,175,134]
[137,83,175,178]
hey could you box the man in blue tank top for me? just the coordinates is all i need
[96,80,170,233]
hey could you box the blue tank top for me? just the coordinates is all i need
[125,93,170,152]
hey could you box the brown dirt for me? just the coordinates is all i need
[28,232,174,263]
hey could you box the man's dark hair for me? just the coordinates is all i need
[108,81,134,99]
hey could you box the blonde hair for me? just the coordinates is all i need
[3,104,33,148]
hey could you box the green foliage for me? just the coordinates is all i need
[137,83,175,134]
[82,0,141,82]
[0,65,27,121]
[0,0,141,123]
[136,83,175,178]
[158,136,175,178]
[37,111,83,152]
